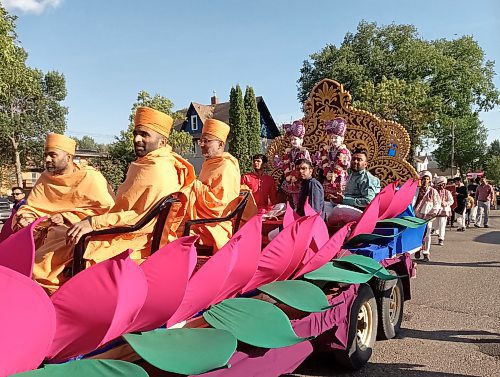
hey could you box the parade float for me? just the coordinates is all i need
[0,79,426,377]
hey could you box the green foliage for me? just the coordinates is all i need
[107,90,192,185]
[432,113,487,175]
[244,86,262,162]
[90,157,123,192]
[72,135,106,151]
[0,6,68,185]
[228,85,249,172]
[484,155,500,186]
[488,139,500,157]
[297,21,500,163]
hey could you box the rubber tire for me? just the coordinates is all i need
[333,284,378,370]
[375,274,404,340]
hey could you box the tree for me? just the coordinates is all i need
[72,135,105,151]
[228,85,249,172]
[107,90,192,184]
[297,21,500,163]
[484,156,500,186]
[244,86,262,161]
[432,113,487,175]
[0,6,68,185]
[487,139,500,157]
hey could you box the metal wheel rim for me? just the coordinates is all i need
[356,302,373,347]
[389,284,402,323]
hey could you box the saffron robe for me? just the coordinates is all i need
[14,165,115,293]
[84,146,196,265]
[188,152,242,250]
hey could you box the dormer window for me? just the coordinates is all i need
[191,115,198,131]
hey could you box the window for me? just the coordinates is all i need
[192,141,198,155]
[191,115,198,131]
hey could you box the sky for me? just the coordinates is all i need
[3,0,500,145]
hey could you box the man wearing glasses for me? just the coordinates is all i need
[11,187,26,211]
[187,119,247,251]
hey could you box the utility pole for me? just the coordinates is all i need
[451,123,455,177]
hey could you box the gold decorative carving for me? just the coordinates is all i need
[267,79,417,186]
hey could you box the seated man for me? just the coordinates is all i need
[187,119,245,251]
[14,133,115,293]
[327,148,380,225]
[67,106,195,274]
[296,159,325,216]
[241,154,278,213]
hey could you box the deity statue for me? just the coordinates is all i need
[314,117,351,198]
[273,120,311,206]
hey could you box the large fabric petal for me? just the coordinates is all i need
[277,215,319,281]
[47,250,148,361]
[203,298,311,348]
[283,202,299,227]
[302,198,317,216]
[167,236,240,327]
[126,236,198,333]
[0,217,45,277]
[258,280,330,312]
[124,328,237,375]
[241,218,302,293]
[333,254,400,280]
[293,223,352,278]
[0,265,56,376]
[382,179,418,219]
[210,216,262,305]
[12,360,147,377]
[377,181,397,219]
[347,195,380,241]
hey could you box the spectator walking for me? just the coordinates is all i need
[434,176,454,246]
[453,177,468,232]
[465,192,475,227]
[474,177,495,228]
[414,171,441,262]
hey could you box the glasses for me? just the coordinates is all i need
[12,192,23,196]
[197,138,219,145]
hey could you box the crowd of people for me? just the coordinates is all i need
[0,109,496,293]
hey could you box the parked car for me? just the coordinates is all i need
[0,197,12,223]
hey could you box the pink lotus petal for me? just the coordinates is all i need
[283,202,299,227]
[0,265,56,376]
[241,218,302,293]
[303,198,318,216]
[167,236,240,327]
[0,212,15,243]
[47,250,148,361]
[0,217,46,277]
[211,216,263,305]
[293,223,352,278]
[378,181,397,219]
[127,236,198,333]
[382,179,418,219]
[278,215,319,280]
[347,195,381,241]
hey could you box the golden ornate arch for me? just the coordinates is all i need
[267,79,417,186]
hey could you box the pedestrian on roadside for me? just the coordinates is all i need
[453,177,468,232]
[474,176,495,228]
[414,170,441,262]
[434,176,454,246]
[465,191,475,227]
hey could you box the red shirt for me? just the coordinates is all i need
[475,183,494,202]
[241,172,278,212]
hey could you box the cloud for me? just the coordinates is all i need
[2,0,62,14]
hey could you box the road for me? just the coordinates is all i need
[289,210,500,377]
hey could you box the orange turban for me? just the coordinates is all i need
[202,119,230,143]
[134,107,173,138]
[44,133,76,155]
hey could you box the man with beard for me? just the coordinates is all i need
[14,133,115,293]
[67,107,195,277]
[327,148,380,225]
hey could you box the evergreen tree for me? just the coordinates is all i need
[244,86,262,160]
[228,85,249,172]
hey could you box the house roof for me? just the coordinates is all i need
[176,96,281,138]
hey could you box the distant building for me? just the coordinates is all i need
[174,94,281,172]
[419,154,459,178]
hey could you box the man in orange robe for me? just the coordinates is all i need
[67,107,195,268]
[188,119,247,250]
[14,133,115,293]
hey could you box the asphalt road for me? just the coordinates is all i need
[289,210,500,377]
